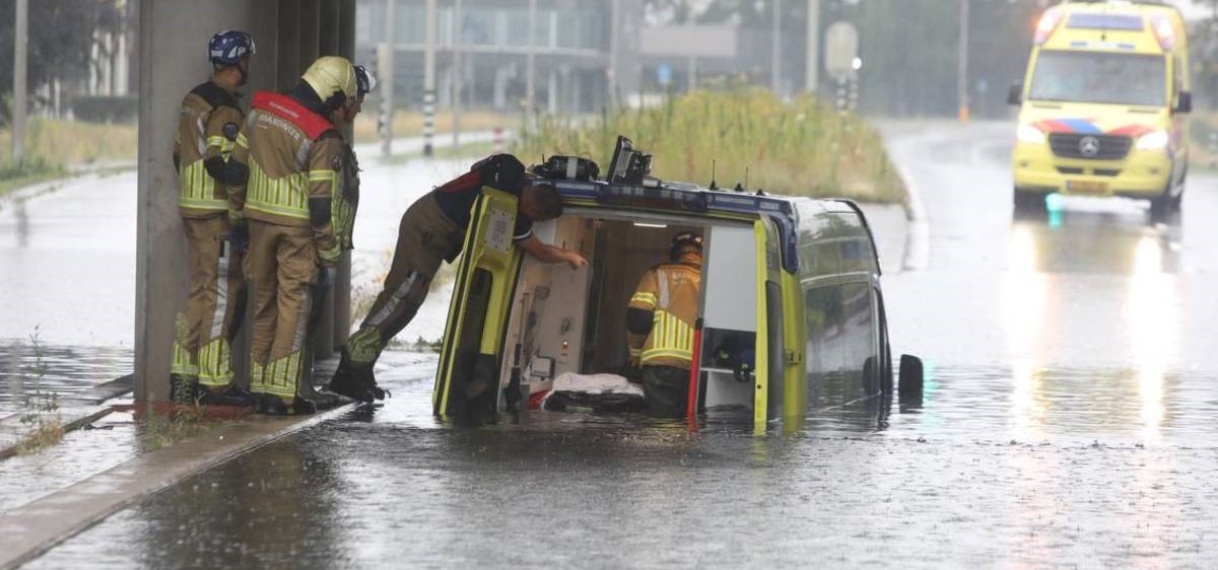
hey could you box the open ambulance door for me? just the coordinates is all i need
[432,188,524,418]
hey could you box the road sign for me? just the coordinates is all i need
[657,63,672,86]
[824,21,859,81]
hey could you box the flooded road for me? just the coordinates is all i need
[19,122,1218,567]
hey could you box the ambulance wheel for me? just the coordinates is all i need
[1149,184,1175,220]
[1013,189,1045,213]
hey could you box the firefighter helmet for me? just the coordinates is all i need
[354,65,377,98]
[670,231,703,260]
[302,56,358,109]
[208,30,255,66]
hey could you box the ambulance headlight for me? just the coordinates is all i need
[1016,123,1046,144]
[1135,130,1169,151]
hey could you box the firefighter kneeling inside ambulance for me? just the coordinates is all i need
[627,232,703,416]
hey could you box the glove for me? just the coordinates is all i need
[227,222,249,254]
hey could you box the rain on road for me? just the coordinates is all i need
[20,122,1218,568]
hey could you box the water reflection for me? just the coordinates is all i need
[1002,201,1181,443]
[0,341,132,415]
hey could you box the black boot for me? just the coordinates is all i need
[327,353,387,403]
[297,376,350,411]
[197,383,255,408]
[257,394,318,416]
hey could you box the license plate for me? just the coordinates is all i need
[1067,180,1109,195]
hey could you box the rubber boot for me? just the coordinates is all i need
[327,351,387,403]
[297,376,350,411]
[256,394,317,416]
[197,383,255,408]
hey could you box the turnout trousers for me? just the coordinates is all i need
[170,215,246,389]
[641,365,691,417]
[246,220,318,399]
[345,194,463,367]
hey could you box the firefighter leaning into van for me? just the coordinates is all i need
[626,232,703,416]
[327,154,588,403]
[229,55,361,415]
[168,30,256,407]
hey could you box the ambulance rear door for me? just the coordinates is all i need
[433,187,525,418]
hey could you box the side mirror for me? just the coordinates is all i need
[1174,91,1192,114]
[898,354,924,405]
[1007,83,1023,106]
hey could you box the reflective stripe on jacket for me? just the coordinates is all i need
[628,259,701,368]
[230,91,343,265]
[175,81,243,217]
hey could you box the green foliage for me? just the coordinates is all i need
[0,0,116,124]
[515,86,905,203]
[71,95,139,124]
[0,154,63,181]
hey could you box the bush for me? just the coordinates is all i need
[514,86,906,203]
[72,96,138,124]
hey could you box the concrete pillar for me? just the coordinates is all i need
[136,0,354,403]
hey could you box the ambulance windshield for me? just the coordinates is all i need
[1028,50,1166,107]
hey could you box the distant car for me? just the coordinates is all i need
[433,137,923,431]
[1008,0,1191,217]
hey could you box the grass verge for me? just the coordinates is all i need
[514,86,906,204]
[0,157,66,199]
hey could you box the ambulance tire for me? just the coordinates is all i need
[1149,184,1175,220]
[1012,188,1046,214]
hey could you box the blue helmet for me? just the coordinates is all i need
[208,30,255,66]
[354,65,377,97]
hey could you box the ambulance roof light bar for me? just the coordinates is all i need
[1149,13,1175,49]
[1034,7,1064,45]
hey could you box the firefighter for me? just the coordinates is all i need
[626,232,703,416]
[327,154,587,403]
[168,29,256,407]
[229,55,359,415]
[293,64,377,407]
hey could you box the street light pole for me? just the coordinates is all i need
[381,0,395,157]
[957,0,969,122]
[526,0,537,122]
[452,0,462,149]
[771,0,782,94]
[13,0,29,163]
[423,0,436,157]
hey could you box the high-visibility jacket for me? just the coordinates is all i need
[334,141,360,251]
[174,81,245,217]
[229,91,344,266]
[628,257,702,368]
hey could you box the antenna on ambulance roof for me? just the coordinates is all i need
[709,160,718,191]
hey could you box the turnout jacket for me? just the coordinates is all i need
[627,256,702,368]
[229,91,345,267]
[174,81,247,218]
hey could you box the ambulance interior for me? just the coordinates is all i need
[496,210,762,412]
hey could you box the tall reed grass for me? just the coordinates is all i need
[514,87,905,204]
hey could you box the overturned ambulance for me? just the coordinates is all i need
[433,138,922,430]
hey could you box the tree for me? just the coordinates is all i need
[0,0,102,125]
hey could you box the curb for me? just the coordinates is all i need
[0,402,360,570]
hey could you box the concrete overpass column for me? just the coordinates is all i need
[137,0,355,403]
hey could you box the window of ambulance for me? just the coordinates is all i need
[1029,51,1166,107]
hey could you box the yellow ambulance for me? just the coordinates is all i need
[431,138,925,432]
[1008,0,1191,216]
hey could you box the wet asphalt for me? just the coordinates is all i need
[15,121,1218,568]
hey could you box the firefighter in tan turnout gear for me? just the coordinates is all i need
[627,232,703,416]
[327,155,587,403]
[229,56,359,415]
[169,30,256,407]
